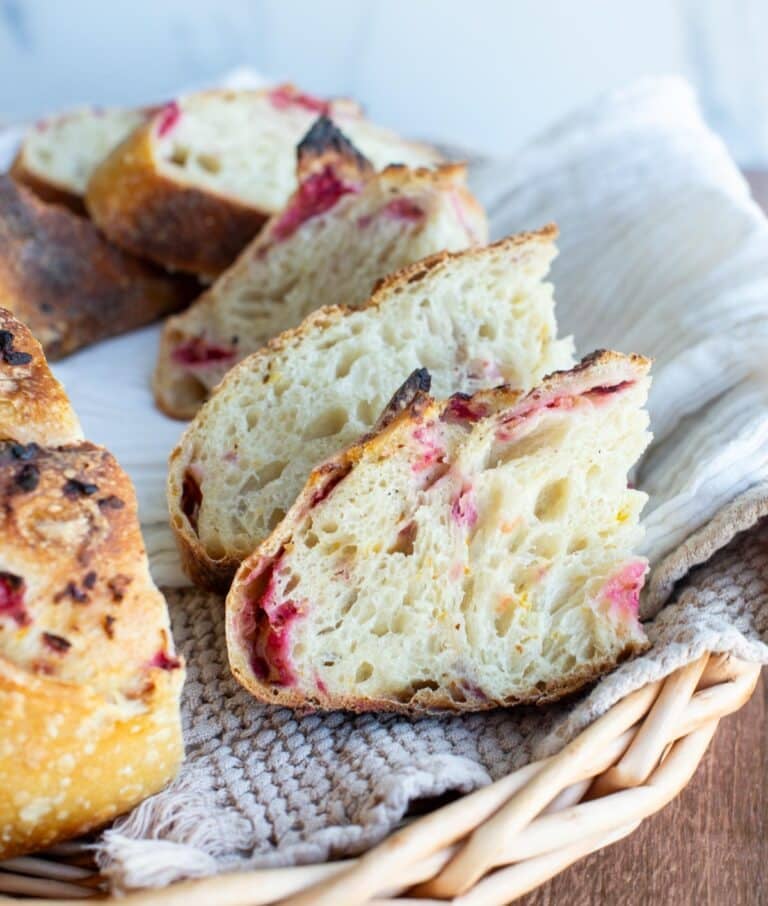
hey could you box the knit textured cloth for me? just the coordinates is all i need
[63,77,768,888]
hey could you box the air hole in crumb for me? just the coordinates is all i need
[196,152,221,173]
[169,145,190,166]
[387,521,417,556]
[479,322,496,340]
[255,460,287,486]
[356,398,379,424]
[534,478,570,522]
[305,531,319,549]
[335,348,362,379]
[303,407,347,441]
[267,508,286,530]
[567,535,588,553]
[355,662,373,682]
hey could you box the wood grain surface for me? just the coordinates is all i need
[518,172,768,906]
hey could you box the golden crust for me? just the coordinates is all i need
[0,308,83,445]
[0,322,184,857]
[0,176,198,360]
[0,439,185,857]
[85,111,270,277]
[0,656,183,858]
[225,351,650,713]
[167,226,558,591]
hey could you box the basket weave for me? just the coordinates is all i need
[0,651,759,905]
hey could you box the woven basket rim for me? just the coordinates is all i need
[0,651,760,905]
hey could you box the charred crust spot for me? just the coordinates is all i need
[42,631,71,653]
[14,462,39,492]
[371,369,433,435]
[103,614,116,639]
[5,442,40,462]
[98,494,125,510]
[63,478,99,498]
[83,570,97,589]
[296,115,372,177]
[107,574,131,602]
[53,580,89,604]
[0,330,32,366]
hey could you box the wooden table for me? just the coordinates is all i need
[519,173,768,906]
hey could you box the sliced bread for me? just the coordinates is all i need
[154,117,487,419]
[85,85,443,276]
[0,175,198,359]
[10,106,149,212]
[168,226,574,591]
[226,352,651,712]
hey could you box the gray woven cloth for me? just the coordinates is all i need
[99,507,768,891]
[96,77,768,889]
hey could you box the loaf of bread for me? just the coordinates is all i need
[0,175,198,360]
[0,309,83,446]
[85,85,443,276]
[168,226,574,591]
[10,105,148,212]
[0,309,184,858]
[154,117,487,418]
[226,352,651,712]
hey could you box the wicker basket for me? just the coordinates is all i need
[0,651,759,905]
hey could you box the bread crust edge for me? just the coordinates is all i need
[225,350,651,712]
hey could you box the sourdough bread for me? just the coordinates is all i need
[226,352,651,712]
[154,117,487,418]
[0,175,198,360]
[10,106,148,212]
[85,85,443,275]
[0,309,184,858]
[168,226,574,591]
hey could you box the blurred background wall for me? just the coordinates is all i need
[0,0,765,165]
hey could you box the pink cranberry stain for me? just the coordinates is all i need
[411,425,445,474]
[451,483,478,529]
[272,166,360,241]
[585,381,634,403]
[315,676,328,695]
[383,198,424,222]
[267,84,331,116]
[451,191,480,244]
[149,650,182,670]
[601,560,647,619]
[309,468,348,509]
[0,571,29,626]
[172,337,237,369]
[442,394,489,425]
[247,557,300,687]
[156,101,181,138]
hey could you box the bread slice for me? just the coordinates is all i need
[226,352,651,713]
[85,85,443,276]
[10,105,149,212]
[0,175,199,360]
[0,308,83,445]
[154,117,487,418]
[168,226,574,592]
[0,308,184,858]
